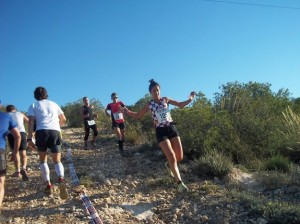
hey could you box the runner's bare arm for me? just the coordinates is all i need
[105,108,110,117]
[59,113,67,126]
[10,127,21,162]
[23,113,29,123]
[167,91,196,108]
[27,116,36,151]
[121,104,149,120]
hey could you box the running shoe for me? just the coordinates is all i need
[178,182,189,192]
[12,172,21,177]
[58,177,68,200]
[45,184,53,196]
[20,169,29,181]
[164,162,174,178]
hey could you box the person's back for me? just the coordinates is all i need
[28,99,62,131]
[8,111,26,133]
[27,87,68,200]
[6,105,30,180]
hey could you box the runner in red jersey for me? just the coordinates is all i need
[105,93,126,156]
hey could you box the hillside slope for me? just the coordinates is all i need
[1,127,298,224]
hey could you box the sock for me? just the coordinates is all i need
[40,162,50,182]
[55,162,64,178]
[118,140,123,150]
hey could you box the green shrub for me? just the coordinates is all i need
[229,189,300,223]
[249,199,300,223]
[200,180,221,194]
[254,171,290,190]
[282,106,300,150]
[194,149,233,178]
[214,82,291,161]
[242,158,264,172]
[263,155,291,173]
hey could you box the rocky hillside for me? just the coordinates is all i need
[1,127,299,224]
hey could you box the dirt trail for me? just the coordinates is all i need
[0,127,282,224]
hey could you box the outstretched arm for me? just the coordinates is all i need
[120,104,149,120]
[167,91,196,108]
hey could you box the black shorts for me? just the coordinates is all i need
[0,150,7,176]
[35,130,62,153]
[112,122,125,130]
[7,132,27,151]
[155,124,179,143]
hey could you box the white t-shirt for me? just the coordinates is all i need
[9,111,26,133]
[27,99,64,131]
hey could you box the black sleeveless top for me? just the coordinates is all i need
[82,105,94,121]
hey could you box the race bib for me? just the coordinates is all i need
[155,108,172,124]
[87,120,96,126]
[113,112,124,121]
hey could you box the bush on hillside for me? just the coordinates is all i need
[172,92,212,158]
[213,82,291,161]
[193,149,233,178]
[263,155,291,173]
[281,107,300,162]
[62,98,107,129]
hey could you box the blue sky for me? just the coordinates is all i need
[1,0,299,112]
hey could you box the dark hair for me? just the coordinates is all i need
[83,96,88,101]
[111,92,118,98]
[148,79,160,92]
[6,104,16,112]
[34,87,48,101]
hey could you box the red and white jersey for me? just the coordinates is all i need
[106,101,125,123]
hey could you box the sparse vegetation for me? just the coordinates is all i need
[194,149,233,178]
[42,82,300,173]
[31,81,299,223]
[228,189,300,223]
[263,155,291,172]
[254,171,290,190]
[200,180,222,194]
